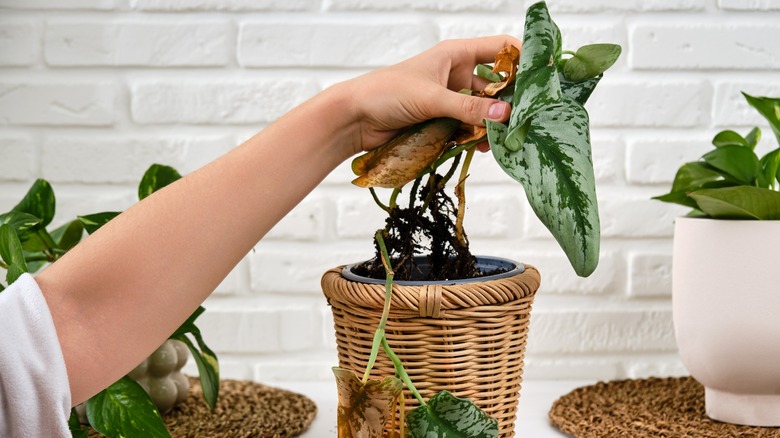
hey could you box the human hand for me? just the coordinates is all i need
[334,35,522,156]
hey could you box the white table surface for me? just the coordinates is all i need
[274,380,592,437]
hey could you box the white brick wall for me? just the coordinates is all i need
[1,0,778,384]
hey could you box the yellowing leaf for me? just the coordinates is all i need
[351,118,460,188]
[333,367,402,438]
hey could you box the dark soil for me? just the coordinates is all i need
[353,170,490,282]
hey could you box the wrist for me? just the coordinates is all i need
[312,81,363,162]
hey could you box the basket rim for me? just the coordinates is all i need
[341,255,525,286]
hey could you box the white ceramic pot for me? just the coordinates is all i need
[673,217,780,426]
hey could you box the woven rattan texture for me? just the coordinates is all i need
[549,376,780,437]
[87,377,317,438]
[322,264,541,438]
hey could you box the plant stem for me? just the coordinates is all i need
[562,50,576,56]
[454,146,476,247]
[24,254,54,263]
[362,230,395,384]
[434,139,482,169]
[369,188,391,214]
[389,188,401,210]
[381,337,426,407]
[0,261,7,270]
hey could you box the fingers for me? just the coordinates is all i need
[461,34,523,64]
[435,89,510,127]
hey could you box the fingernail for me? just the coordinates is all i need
[488,102,506,120]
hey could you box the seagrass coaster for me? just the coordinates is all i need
[88,377,317,438]
[549,376,780,437]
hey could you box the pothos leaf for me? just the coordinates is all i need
[333,367,402,438]
[407,390,498,438]
[558,71,602,105]
[78,212,120,235]
[171,306,219,411]
[12,179,56,228]
[139,164,182,201]
[86,376,170,438]
[68,409,88,438]
[0,224,28,285]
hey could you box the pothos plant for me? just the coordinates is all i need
[0,164,219,438]
[653,92,780,219]
[335,2,621,437]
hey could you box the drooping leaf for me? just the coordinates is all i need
[712,130,748,149]
[558,72,601,105]
[171,306,219,411]
[50,219,85,251]
[492,95,600,277]
[407,390,498,438]
[702,145,762,185]
[85,376,170,438]
[743,92,780,144]
[78,212,120,235]
[139,164,182,201]
[689,186,780,220]
[0,224,28,285]
[562,44,622,82]
[351,118,460,188]
[12,179,56,228]
[333,367,402,438]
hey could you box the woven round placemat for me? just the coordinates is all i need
[88,377,317,438]
[549,376,780,437]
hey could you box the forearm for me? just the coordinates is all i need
[37,84,356,405]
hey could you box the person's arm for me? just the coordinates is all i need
[35,35,520,406]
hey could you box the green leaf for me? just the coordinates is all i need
[50,220,84,251]
[745,127,761,149]
[492,95,599,277]
[653,162,736,208]
[0,211,42,241]
[712,130,748,148]
[558,72,601,105]
[68,409,88,438]
[12,179,56,228]
[139,164,182,201]
[173,334,219,411]
[562,44,622,82]
[702,145,762,185]
[689,186,780,220]
[333,367,402,438]
[78,212,120,235]
[0,224,28,285]
[407,390,498,438]
[743,92,780,144]
[171,306,219,411]
[476,64,501,82]
[760,147,780,189]
[85,376,170,438]
[509,1,562,130]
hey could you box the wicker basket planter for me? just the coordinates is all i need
[321,256,541,437]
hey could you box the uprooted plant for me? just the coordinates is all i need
[333,1,622,436]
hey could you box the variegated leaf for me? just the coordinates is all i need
[492,95,599,277]
[407,390,498,438]
[509,1,562,131]
[558,71,601,105]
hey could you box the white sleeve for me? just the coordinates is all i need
[0,273,71,438]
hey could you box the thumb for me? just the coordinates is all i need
[436,90,511,126]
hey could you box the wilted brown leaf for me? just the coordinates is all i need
[481,45,520,97]
[351,118,459,188]
[333,367,403,438]
[454,124,487,145]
